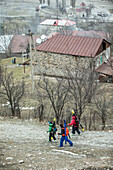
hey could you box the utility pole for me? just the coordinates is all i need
[27,30,34,93]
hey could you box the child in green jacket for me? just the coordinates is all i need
[47,118,57,142]
[47,121,53,142]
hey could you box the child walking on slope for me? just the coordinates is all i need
[58,120,73,147]
[68,109,81,135]
[47,118,57,142]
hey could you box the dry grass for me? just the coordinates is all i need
[0,57,113,126]
[1,57,31,79]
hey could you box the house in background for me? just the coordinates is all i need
[38,19,76,35]
[76,2,88,17]
[34,34,111,78]
[9,35,29,56]
[8,34,39,58]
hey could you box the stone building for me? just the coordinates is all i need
[34,34,111,77]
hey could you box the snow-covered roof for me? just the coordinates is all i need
[0,35,13,53]
[40,19,76,26]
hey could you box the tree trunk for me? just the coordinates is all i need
[0,65,1,87]
[11,108,15,117]
[70,0,76,7]
[93,112,96,130]
[17,109,21,118]
[102,120,105,130]
[56,0,58,8]
[89,111,92,131]
[40,0,42,4]
[39,104,44,122]
[56,115,59,125]
[84,117,87,130]
[48,0,50,6]
[78,106,82,120]
[62,0,66,8]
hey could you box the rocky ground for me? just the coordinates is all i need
[0,118,113,170]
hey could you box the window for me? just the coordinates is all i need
[103,42,106,50]
[96,58,99,67]
[100,56,102,64]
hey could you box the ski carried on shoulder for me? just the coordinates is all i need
[79,121,84,132]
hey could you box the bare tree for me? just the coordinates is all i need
[66,60,98,119]
[94,93,111,130]
[103,23,113,57]
[2,20,29,35]
[34,104,44,121]
[36,76,70,124]
[0,70,25,118]
[33,85,47,121]
[70,0,76,7]
[0,62,2,87]
[0,35,13,59]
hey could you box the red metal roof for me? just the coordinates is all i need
[10,35,29,53]
[96,58,113,76]
[36,34,109,57]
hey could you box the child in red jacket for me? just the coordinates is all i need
[68,110,80,135]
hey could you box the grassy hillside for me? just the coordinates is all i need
[0,57,113,130]
[0,57,31,79]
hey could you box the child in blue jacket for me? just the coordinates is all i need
[58,123,73,147]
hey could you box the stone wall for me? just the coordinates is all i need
[33,51,95,77]
[33,48,110,77]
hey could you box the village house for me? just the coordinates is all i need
[9,35,29,58]
[34,34,111,78]
[6,32,112,82]
[38,19,76,35]
[76,2,89,18]
[7,34,39,59]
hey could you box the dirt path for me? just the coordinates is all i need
[0,118,113,170]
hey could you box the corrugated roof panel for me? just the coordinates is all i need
[82,37,93,56]
[60,36,71,54]
[67,36,75,54]
[55,35,66,53]
[82,37,94,56]
[90,38,103,57]
[75,37,87,56]
[71,36,82,56]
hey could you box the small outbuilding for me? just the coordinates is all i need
[96,57,113,83]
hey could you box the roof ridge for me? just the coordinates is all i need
[56,33,104,40]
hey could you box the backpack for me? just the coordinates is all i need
[66,127,69,136]
[53,127,57,132]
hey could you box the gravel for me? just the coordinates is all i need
[0,118,113,170]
